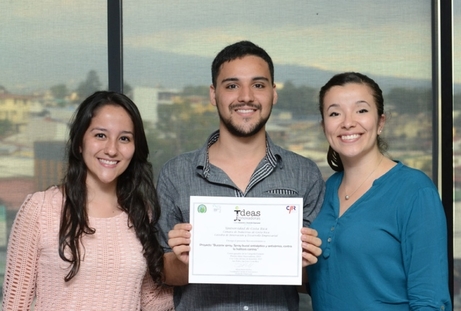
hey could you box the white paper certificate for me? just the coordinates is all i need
[189,196,303,285]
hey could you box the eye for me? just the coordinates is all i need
[120,136,132,142]
[253,83,265,89]
[328,112,339,117]
[95,133,106,139]
[358,108,369,114]
[225,84,238,89]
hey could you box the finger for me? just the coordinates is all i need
[302,242,322,257]
[173,223,192,231]
[302,251,319,267]
[168,236,190,249]
[300,227,318,237]
[168,229,191,240]
[301,235,322,247]
[172,244,190,256]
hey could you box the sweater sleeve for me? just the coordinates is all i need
[2,192,44,311]
[140,273,174,311]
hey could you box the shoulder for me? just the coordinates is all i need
[390,162,436,190]
[21,186,61,210]
[326,171,342,183]
[159,148,202,176]
[30,187,63,219]
[159,140,208,178]
[13,186,62,230]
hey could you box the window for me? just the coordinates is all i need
[0,1,455,308]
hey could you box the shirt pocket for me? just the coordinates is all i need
[263,188,300,197]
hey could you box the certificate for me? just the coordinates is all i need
[189,196,303,285]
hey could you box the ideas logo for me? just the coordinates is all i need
[233,206,261,221]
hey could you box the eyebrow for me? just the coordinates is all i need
[90,127,134,135]
[220,76,270,84]
[326,100,371,110]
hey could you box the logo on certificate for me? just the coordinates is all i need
[197,204,207,213]
[286,205,297,214]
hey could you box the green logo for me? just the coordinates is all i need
[197,204,207,213]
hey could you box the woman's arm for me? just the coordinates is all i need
[2,193,43,311]
[140,273,174,311]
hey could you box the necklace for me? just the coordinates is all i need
[344,155,384,200]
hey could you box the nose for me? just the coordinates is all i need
[342,113,356,129]
[237,85,254,103]
[104,139,117,156]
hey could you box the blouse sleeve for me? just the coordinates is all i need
[401,187,452,310]
[2,192,44,311]
[140,273,174,311]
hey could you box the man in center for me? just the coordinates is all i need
[157,40,325,310]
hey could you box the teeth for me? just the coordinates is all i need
[100,159,117,165]
[237,109,254,113]
[341,134,360,140]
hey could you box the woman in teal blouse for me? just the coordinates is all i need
[307,72,451,310]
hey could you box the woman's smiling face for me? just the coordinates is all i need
[322,82,385,161]
[81,104,135,189]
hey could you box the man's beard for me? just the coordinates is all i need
[217,102,272,137]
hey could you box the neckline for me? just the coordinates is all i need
[89,210,126,220]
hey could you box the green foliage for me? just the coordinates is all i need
[386,87,432,115]
[147,99,218,179]
[75,70,102,101]
[277,81,318,118]
[0,119,13,139]
[182,85,209,97]
[123,82,133,98]
[50,84,68,99]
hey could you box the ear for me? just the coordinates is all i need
[209,84,217,107]
[272,84,278,106]
[321,120,325,133]
[378,114,386,134]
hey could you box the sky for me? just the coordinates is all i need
[1,0,460,92]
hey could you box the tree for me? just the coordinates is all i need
[386,87,432,115]
[182,85,209,97]
[0,119,13,139]
[148,99,218,179]
[50,84,68,99]
[75,70,102,100]
[123,82,133,98]
[277,81,318,118]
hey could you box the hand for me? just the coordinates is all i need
[301,227,322,267]
[168,223,192,265]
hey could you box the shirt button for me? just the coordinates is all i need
[327,237,332,243]
[330,227,335,231]
[243,306,249,310]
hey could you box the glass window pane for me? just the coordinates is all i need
[124,1,433,310]
[0,0,107,303]
[123,1,433,180]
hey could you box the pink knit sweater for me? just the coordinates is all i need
[2,186,174,311]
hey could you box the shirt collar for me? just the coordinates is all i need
[197,130,282,178]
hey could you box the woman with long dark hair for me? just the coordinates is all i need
[2,91,173,310]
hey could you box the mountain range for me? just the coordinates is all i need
[1,48,444,94]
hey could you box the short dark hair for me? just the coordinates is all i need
[211,40,274,87]
[319,72,388,171]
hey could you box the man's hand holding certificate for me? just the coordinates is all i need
[189,196,304,285]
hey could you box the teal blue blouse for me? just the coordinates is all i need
[307,161,452,310]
